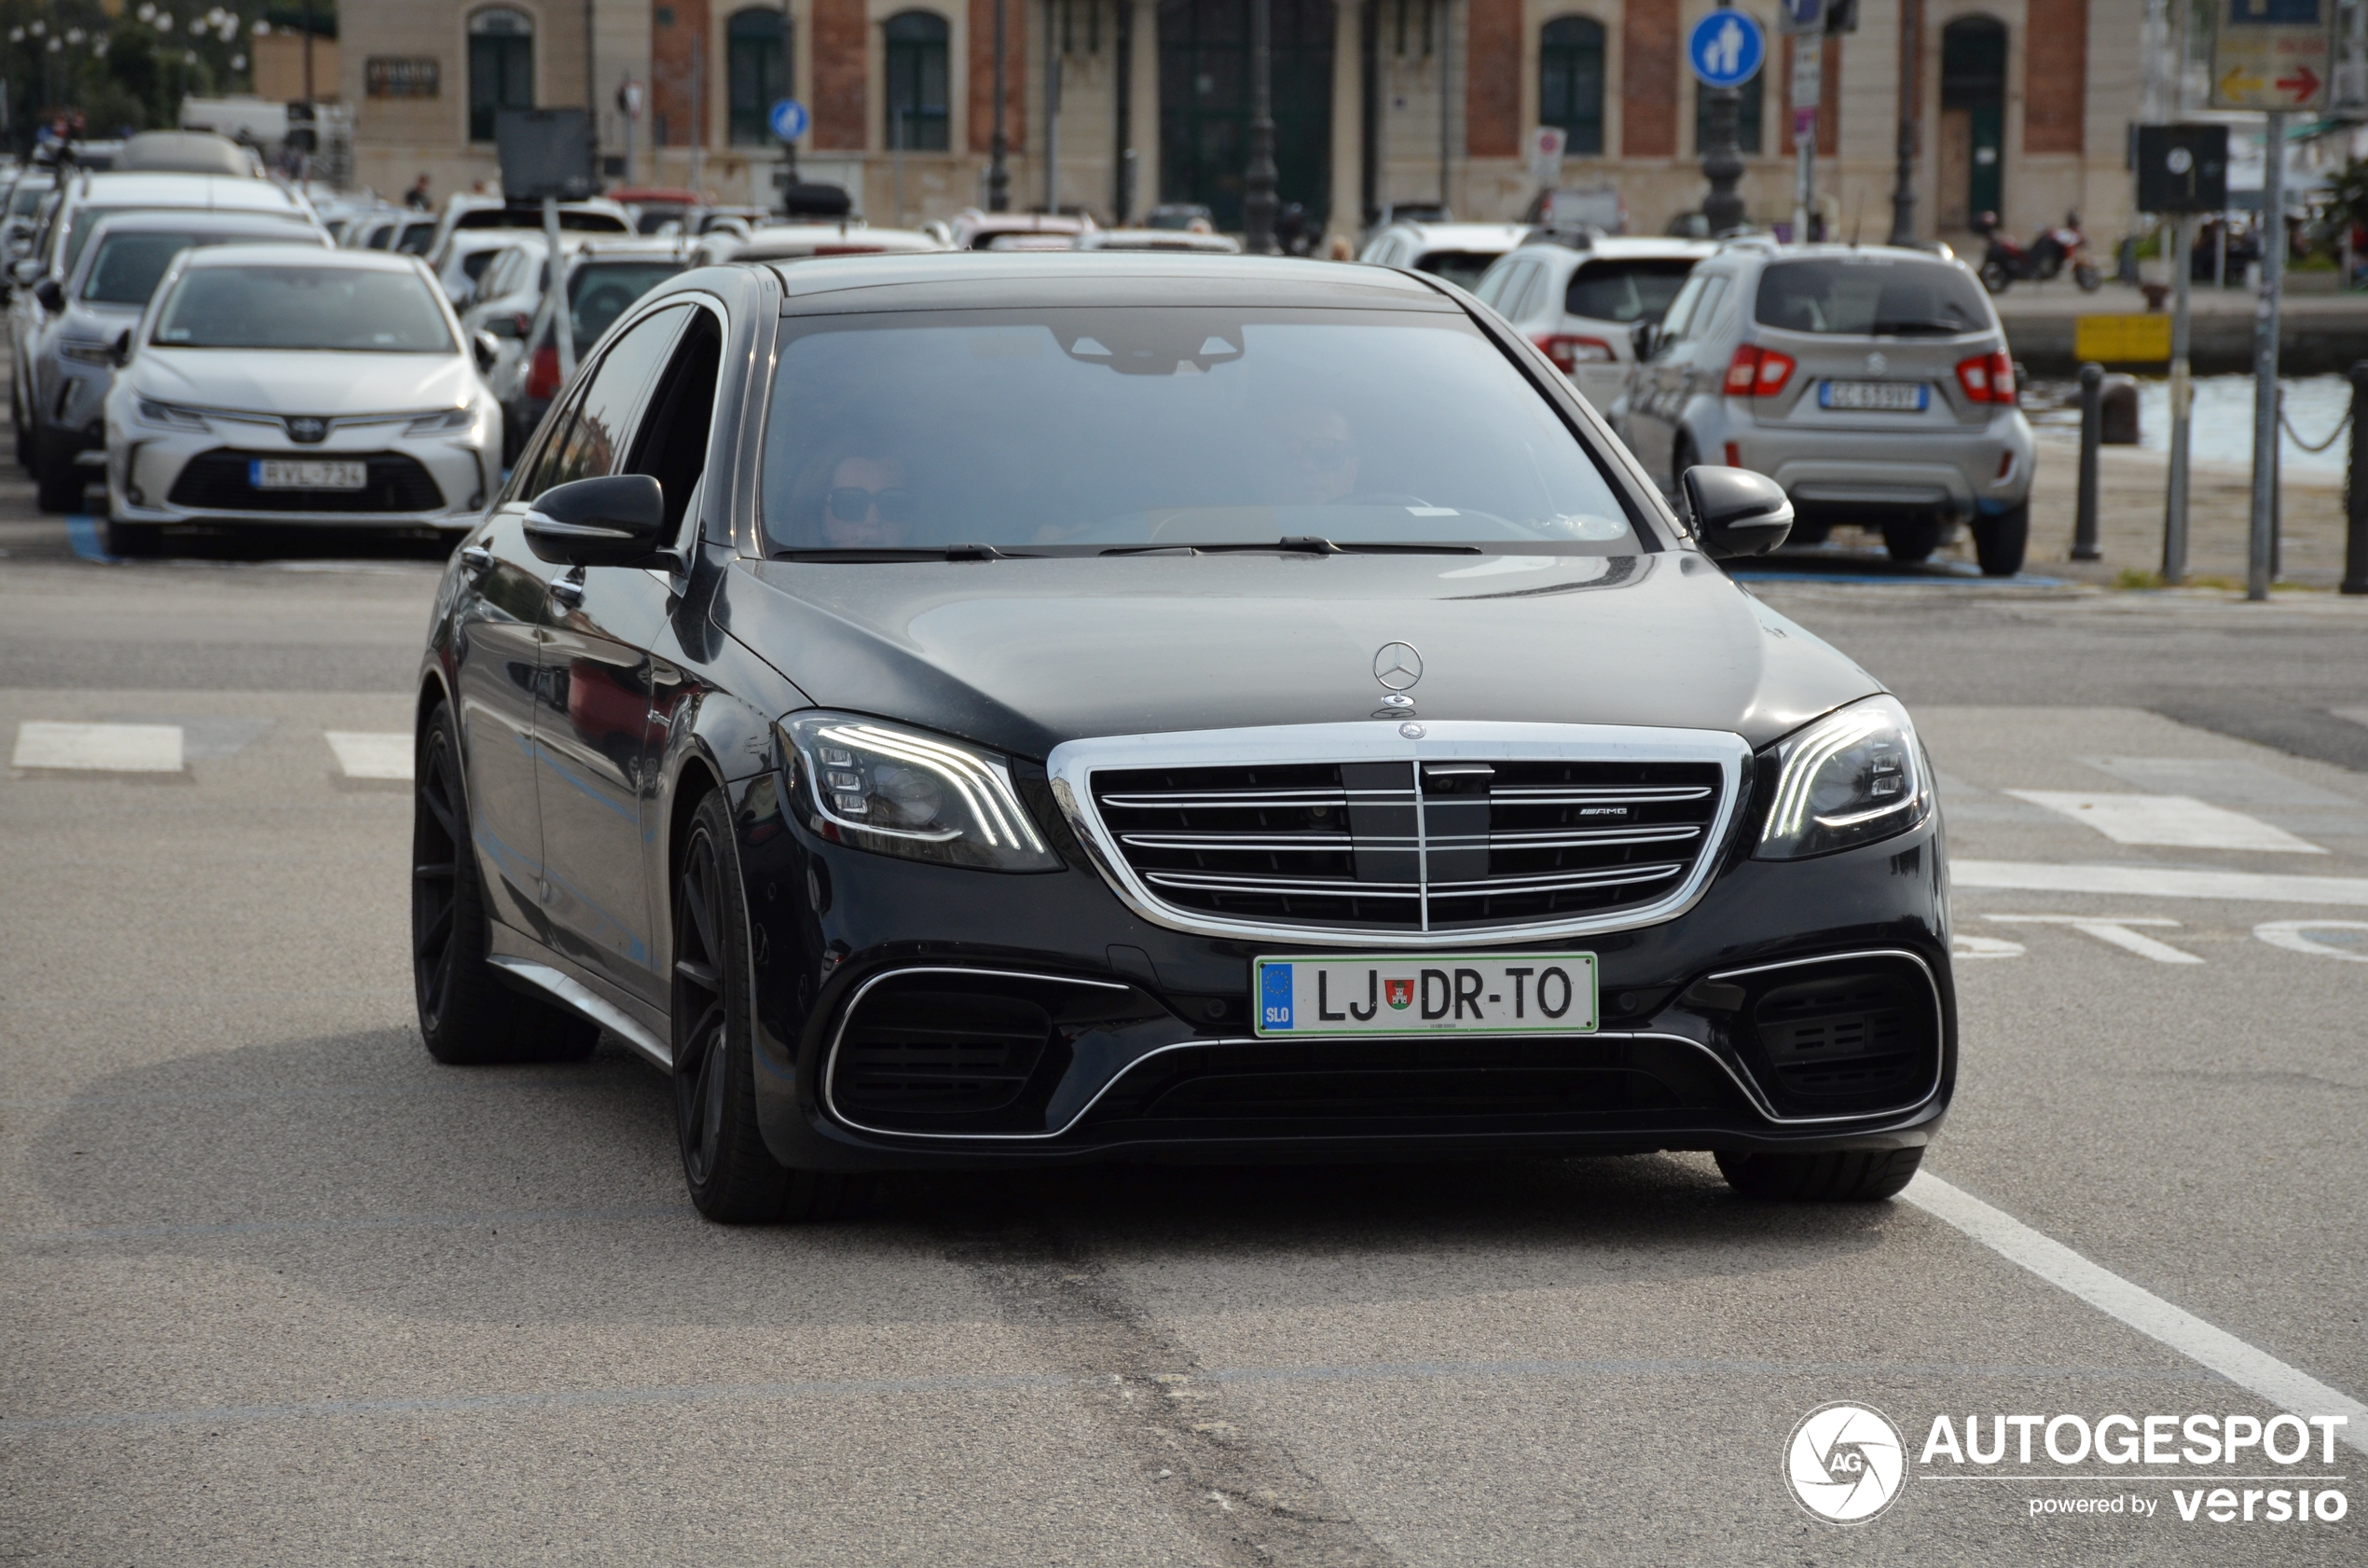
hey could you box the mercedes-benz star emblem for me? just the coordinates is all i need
[1373,641,1424,693]
[286,417,328,444]
[1865,351,1888,376]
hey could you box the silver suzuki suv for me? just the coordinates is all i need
[1613,240,2035,576]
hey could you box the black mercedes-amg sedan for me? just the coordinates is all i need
[412,253,1952,1222]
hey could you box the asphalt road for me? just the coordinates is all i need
[4,489,2366,1565]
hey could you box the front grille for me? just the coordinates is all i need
[166,449,446,514]
[1089,757,1726,935]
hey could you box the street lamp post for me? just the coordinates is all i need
[1888,0,1921,246]
[1698,3,1743,235]
[1244,0,1277,252]
[988,0,1011,211]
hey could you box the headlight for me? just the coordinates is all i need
[405,406,474,435]
[1755,695,1930,860]
[778,713,1061,872]
[59,338,114,365]
[134,397,211,433]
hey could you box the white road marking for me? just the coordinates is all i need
[1950,934,2026,959]
[2007,791,2326,854]
[1904,1173,2368,1457]
[10,721,183,774]
[2078,756,2361,809]
[1953,860,2368,906]
[1982,913,2204,965]
[2253,919,2368,962]
[324,731,413,781]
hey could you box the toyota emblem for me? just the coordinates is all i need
[1372,641,1424,693]
[286,417,328,444]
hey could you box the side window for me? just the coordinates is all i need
[1472,259,1513,309]
[1657,274,1711,348]
[1685,277,1731,344]
[538,305,690,493]
[624,306,724,546]
[1508,263,1547,322]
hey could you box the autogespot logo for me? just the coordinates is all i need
[1787,1402,1911,1525]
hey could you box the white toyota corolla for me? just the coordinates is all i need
[102,246,502,554]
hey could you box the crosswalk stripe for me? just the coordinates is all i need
[1954,860,2368,906]
[2006,791,2326,854]
[9,721,183,773]
[324,731,413,781]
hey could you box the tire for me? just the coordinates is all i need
[103,518,161,557]
[1881,515,1942,563]
[1971,505,2029,577]
[412,702,600,1066]
[1978,261,2011,296]
[670,789,858,1224]
[1715,1147,1925,1202]
[2073,262,2102,293]
[33,430,88,515]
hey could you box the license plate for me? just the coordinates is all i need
[250,459,366,489]
[1254,953,1598,1038]
[1819,380,1928,412]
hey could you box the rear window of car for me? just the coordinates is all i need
[565,260,689,352]
[1412,249,1507,292]
[81,230,316,304]
[9,182,49,217]
[1754,256,1992,336]
[1564,258,1698,324]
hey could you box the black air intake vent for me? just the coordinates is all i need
[167,449,446,514]
[833,990,1053,1121]
[1737,963,1937,1115]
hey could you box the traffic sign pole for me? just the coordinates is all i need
[2165,211,2194,585]
[2250,111,2286,600]
[1790,33,1820,242]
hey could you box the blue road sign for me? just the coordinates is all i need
[1687,9,1766,89]
[768,98,809,143]
[1778,0,1823,31]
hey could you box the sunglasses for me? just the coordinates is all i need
[827,485,917,524]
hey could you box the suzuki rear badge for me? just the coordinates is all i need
[1865,352,1887,376]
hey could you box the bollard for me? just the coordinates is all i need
[2347,362,2368,595]
[2072,362,2104,561]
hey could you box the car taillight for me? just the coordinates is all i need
[1532,333,1616,372]
[1724,343,1796,397]
[1956,350,2017,405]
[527,344,560,401]
[508,311,532,338]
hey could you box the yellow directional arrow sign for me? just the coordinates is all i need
[2210,0,2332,112]
[2220,67,2268,101]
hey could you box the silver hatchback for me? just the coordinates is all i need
[1614,241,2035,576]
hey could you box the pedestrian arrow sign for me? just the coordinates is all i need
[2208,0,2331,111]
[768,98,809,143]
[1687,9,1765,89]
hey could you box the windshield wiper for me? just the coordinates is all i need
[1098,537,1483,557]
[769,543,1025,562]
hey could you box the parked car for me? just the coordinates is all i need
[114,130,261,177]
[1078,228,1242,254]
[343,211,439,255]
[433,227,534,304]
[413,251,1949,1220]
[1358,220,1535,291]
[1471,233,1714,411]
[1613,240,2034,575]
[499,240,694,453]
[423,194,634,264]
[0,167,56,264]
[102,246,503,555]
[943,208,1095,250]
[22,211,334,512]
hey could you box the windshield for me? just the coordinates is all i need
[1754,256,1992,336]
[151,265,458,352]
[760,309,1645,555]
[566,260,687,352]
[1565,257,1698,324]
[1412,249,1508,291]
[81,231,316,305]
[8,182,48,217]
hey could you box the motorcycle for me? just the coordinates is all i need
[1974,211,2102,295]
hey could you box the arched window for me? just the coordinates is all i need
[1538,16,1604,157]
[468,7,535,144]
[884,11,952,152]
[727,7,790,147]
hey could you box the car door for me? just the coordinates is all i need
[529,302,695,1004]
[1622,271,1703,479]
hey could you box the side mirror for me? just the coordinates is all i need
[1680,465,1793,558]
[32,276,63,313]
[11,257,40,288]
[472,330,500,375]
[1629,320,1657,361]
[523,474,667,567]
[109,328,131,366]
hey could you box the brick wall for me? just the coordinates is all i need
[814,0,869,149]
[652,0,713,148]
[968,0,1026,153]
[2024,0,2086,155]
[1464,0,1521,159]
[1621,0,1677,159]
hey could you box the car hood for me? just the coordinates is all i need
[723,552,1883,760]
[128,348,475,414]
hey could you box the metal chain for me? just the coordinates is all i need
[2279,405,2352,454]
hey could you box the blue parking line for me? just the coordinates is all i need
[62,515,116,564]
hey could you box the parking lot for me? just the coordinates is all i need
[2,471,2363,1565]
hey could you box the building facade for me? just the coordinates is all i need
[344,0,2140,247]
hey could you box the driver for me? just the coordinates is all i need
[818,453,916,548]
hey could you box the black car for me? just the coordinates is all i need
[413,254,1952,1222]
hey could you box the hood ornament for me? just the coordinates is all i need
[1373,641,1423,699]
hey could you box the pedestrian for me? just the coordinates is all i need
[405,173,434,212]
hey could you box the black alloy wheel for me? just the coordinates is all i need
[1715,1147,1925,1202]
[411,702,599,1065]
[1971,504,2029,577]
[670,790,857,1224]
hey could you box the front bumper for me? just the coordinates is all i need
[103,404,498,530]
[730,770,1956,1171]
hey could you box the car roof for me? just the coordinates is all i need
[62,172,307,215]
[179,243,426,272]
[725,227,946,258]
[82,208,324,236]
[1729,241,1966,266]
[1515,235,1718,262]
[764,252,1458,312]
[1388,222,1535,248]
[566,238,696,264]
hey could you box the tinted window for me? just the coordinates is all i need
[81,231,316,304]
[396,220,437,255]
[1754,256,1992,336]
[152,266,458,352]
[9,183,48,217]
[540,305,688,492]
[566,260,689,353]
[1563,257,1698,324]
[1412,249,1506,292]
[761,309,1643,553]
